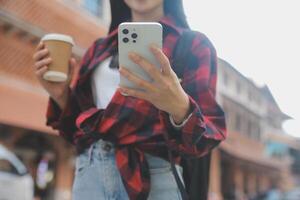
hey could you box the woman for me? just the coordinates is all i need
[33,0,226,199]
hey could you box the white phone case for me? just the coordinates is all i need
[118,22,163,91]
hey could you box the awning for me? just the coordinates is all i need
[0,78,57,135]
[219,141,290,170]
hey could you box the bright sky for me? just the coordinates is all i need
[184,0,300,138]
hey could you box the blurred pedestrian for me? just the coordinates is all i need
[264,185,283,200]
[0,132,34,200]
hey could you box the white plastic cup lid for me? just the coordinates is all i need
[41,33,74,46]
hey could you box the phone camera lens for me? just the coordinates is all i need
[131,33,138,39]
[123,37,129,43]
[122,29,129,34]
[133,40,136,43]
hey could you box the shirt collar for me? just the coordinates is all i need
[159,14,184,35]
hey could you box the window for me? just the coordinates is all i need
[222,105,230,129]
[235,113,241,131]
[255,125,261,140]
[248,121,261,140]
[223,72,229,86]
[83,0,103,17]
[236,81,241,94]
[247,121,252,137]
[256,96,261,105]
[248,89,252,101]
[265,142,289,158]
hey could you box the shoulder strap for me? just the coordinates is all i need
[172,30,198,79]
[168,30,198,200]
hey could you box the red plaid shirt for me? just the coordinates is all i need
[46,15,226,200]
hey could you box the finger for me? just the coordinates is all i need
[67,57,76,82]
[128,52,163,83]
[34,57,52,70]
[35,65,48,79]
[118,86,148,100]
[119,66,156,92]
[69,58,76,74]
[35,41,45,51]
[149,44,172,76]
[33,48,49,61]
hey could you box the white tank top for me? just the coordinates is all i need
[91,56,119,109]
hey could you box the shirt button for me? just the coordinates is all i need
[102,143,112,152]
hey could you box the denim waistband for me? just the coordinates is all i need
[87,139,182,173]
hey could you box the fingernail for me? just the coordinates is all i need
[150,43,156,49]
[118,88,128,96]
[150,45,160,54]
[129,52,138,60]
[120,91,129,96]
[151,43,158,49]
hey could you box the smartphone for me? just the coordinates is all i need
[118,22,163,91]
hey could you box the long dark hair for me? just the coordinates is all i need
[109,0,190,33]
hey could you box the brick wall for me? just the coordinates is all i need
[0,0,107,47]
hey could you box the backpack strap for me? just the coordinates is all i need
[168,30,198,200]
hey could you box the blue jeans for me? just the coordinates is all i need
[72,139,184,200]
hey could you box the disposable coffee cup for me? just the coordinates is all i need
[41,33,74,82]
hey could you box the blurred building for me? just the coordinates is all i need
[208,58,299,200]
[0,0,107,199]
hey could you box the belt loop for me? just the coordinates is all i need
[88,143,94,165]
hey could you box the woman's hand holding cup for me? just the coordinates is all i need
[33,35,76,110]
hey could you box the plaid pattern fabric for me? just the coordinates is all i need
[46,15,226,200]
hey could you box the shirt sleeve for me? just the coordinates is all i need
[46,87,81,144]
[45,39,99,144]
[160,33,227,158]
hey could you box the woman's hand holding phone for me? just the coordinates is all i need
[118,45,191,124]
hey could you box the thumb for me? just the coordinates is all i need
[67,57,77,83]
